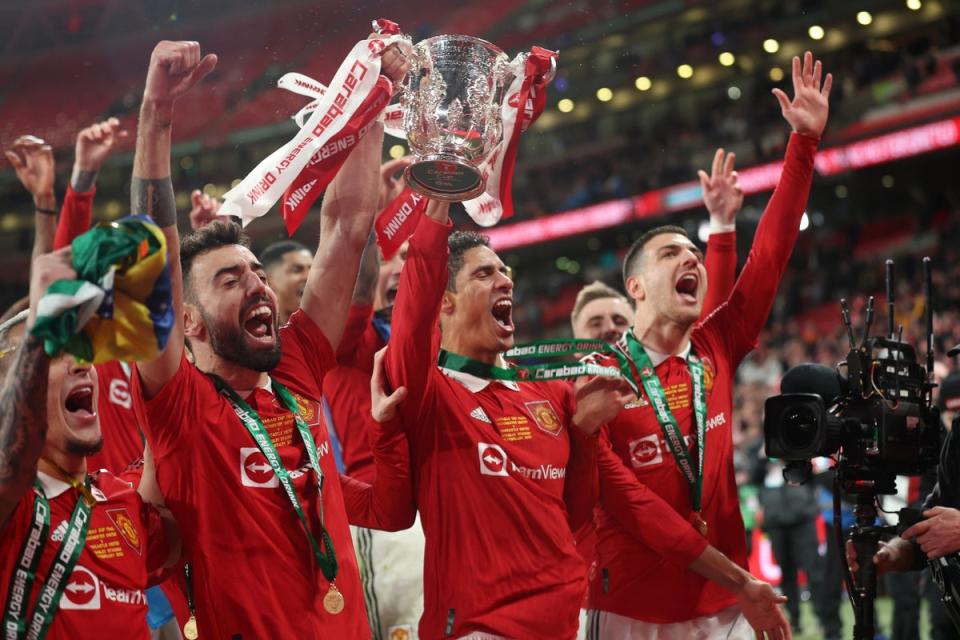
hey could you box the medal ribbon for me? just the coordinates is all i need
[438,339,623,383]
[213,378,337,583]
[3,478,93,640]
[622,331,707,513]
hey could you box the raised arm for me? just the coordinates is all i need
[383,199,450,424]
[709,51,830,360]
[0,247,73,525]
[698,148,741,317]
[52,118,130,250]
[133,41,216,399]
[299,47,409,349]
[5,135,57,260]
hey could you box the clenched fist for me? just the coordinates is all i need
[143,40,218,105]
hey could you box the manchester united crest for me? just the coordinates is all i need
[107,508,142,555]
[292,392,319,427]
[525,400,562,436]
[701,356,715,392]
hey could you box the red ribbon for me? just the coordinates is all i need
[280,77,393,234]
[374,187,427,259]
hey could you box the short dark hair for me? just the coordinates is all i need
[622,225,689,288]
[180,220,251,300]
[447,231,490,292]
[260,240,309,272]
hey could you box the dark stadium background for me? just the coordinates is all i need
[1,2,958,636]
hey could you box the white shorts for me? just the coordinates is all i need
[585,606,753,640]
[351,514,425,640]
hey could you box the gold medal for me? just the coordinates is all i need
[693,512,709,538]
[183,615,199,640]
[323,584,345,615]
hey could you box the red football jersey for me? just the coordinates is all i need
[133,310,370,639]
[325,305,382,483]
[0,471,169,639]
[86,361,144,474]
[385,216,597,640]
[591,132,818,623]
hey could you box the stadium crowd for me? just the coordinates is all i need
[0,18,956,640]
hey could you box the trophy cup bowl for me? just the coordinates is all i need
[401,35,513,201]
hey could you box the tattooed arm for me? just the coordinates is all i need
[351,233,380,306]
[0,248,74,526]
[132,41,216,400]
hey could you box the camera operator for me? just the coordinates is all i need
[847,368,960,640]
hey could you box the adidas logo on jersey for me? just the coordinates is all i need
[51,519,68,542]
[470,407,492,423]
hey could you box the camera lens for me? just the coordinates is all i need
[781,405,820,453]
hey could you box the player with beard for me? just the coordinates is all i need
[584,52,831,639]
[130,40,413,639]
[572,152,743,640]
[0,249,180,640]
[381,197,632,639]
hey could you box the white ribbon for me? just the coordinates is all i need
[280,72,407,139]
[462,54,528,227]
[221,35,402,226]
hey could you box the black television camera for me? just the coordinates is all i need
[762,258,944,640]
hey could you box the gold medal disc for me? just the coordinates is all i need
[183,615,199,640]
[323,585,345,615]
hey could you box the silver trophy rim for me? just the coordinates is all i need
[415,34,509,61]
[404,155,487,202]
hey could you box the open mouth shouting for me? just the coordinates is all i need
[63,382,97,429]
[242,301,277,345]
[675,273,700,305]
[491,297,515,335]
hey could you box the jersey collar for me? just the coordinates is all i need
[619,333,691,367]
[440,367,520,393]
[36,471,108,502]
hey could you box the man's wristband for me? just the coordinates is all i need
[34,203,57,216]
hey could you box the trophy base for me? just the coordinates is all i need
[405,155,485,202]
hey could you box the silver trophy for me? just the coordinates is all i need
[400,35,515,201]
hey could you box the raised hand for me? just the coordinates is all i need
[571,375,634,437]
[5,135,54,206]
[379,39,412,85]
[772,51,832,139]
[143,40,218,105]
[735,578,792,640]
[188,189,226,230]
[370,347,407,423]
[698,148,743,226]
[28,246,75,328]
[75,117,128,173]
[378,155,414,209]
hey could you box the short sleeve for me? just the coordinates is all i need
[272,309,337,398]
[133,355,213,458]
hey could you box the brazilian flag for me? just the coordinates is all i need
[31,215,173,363]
